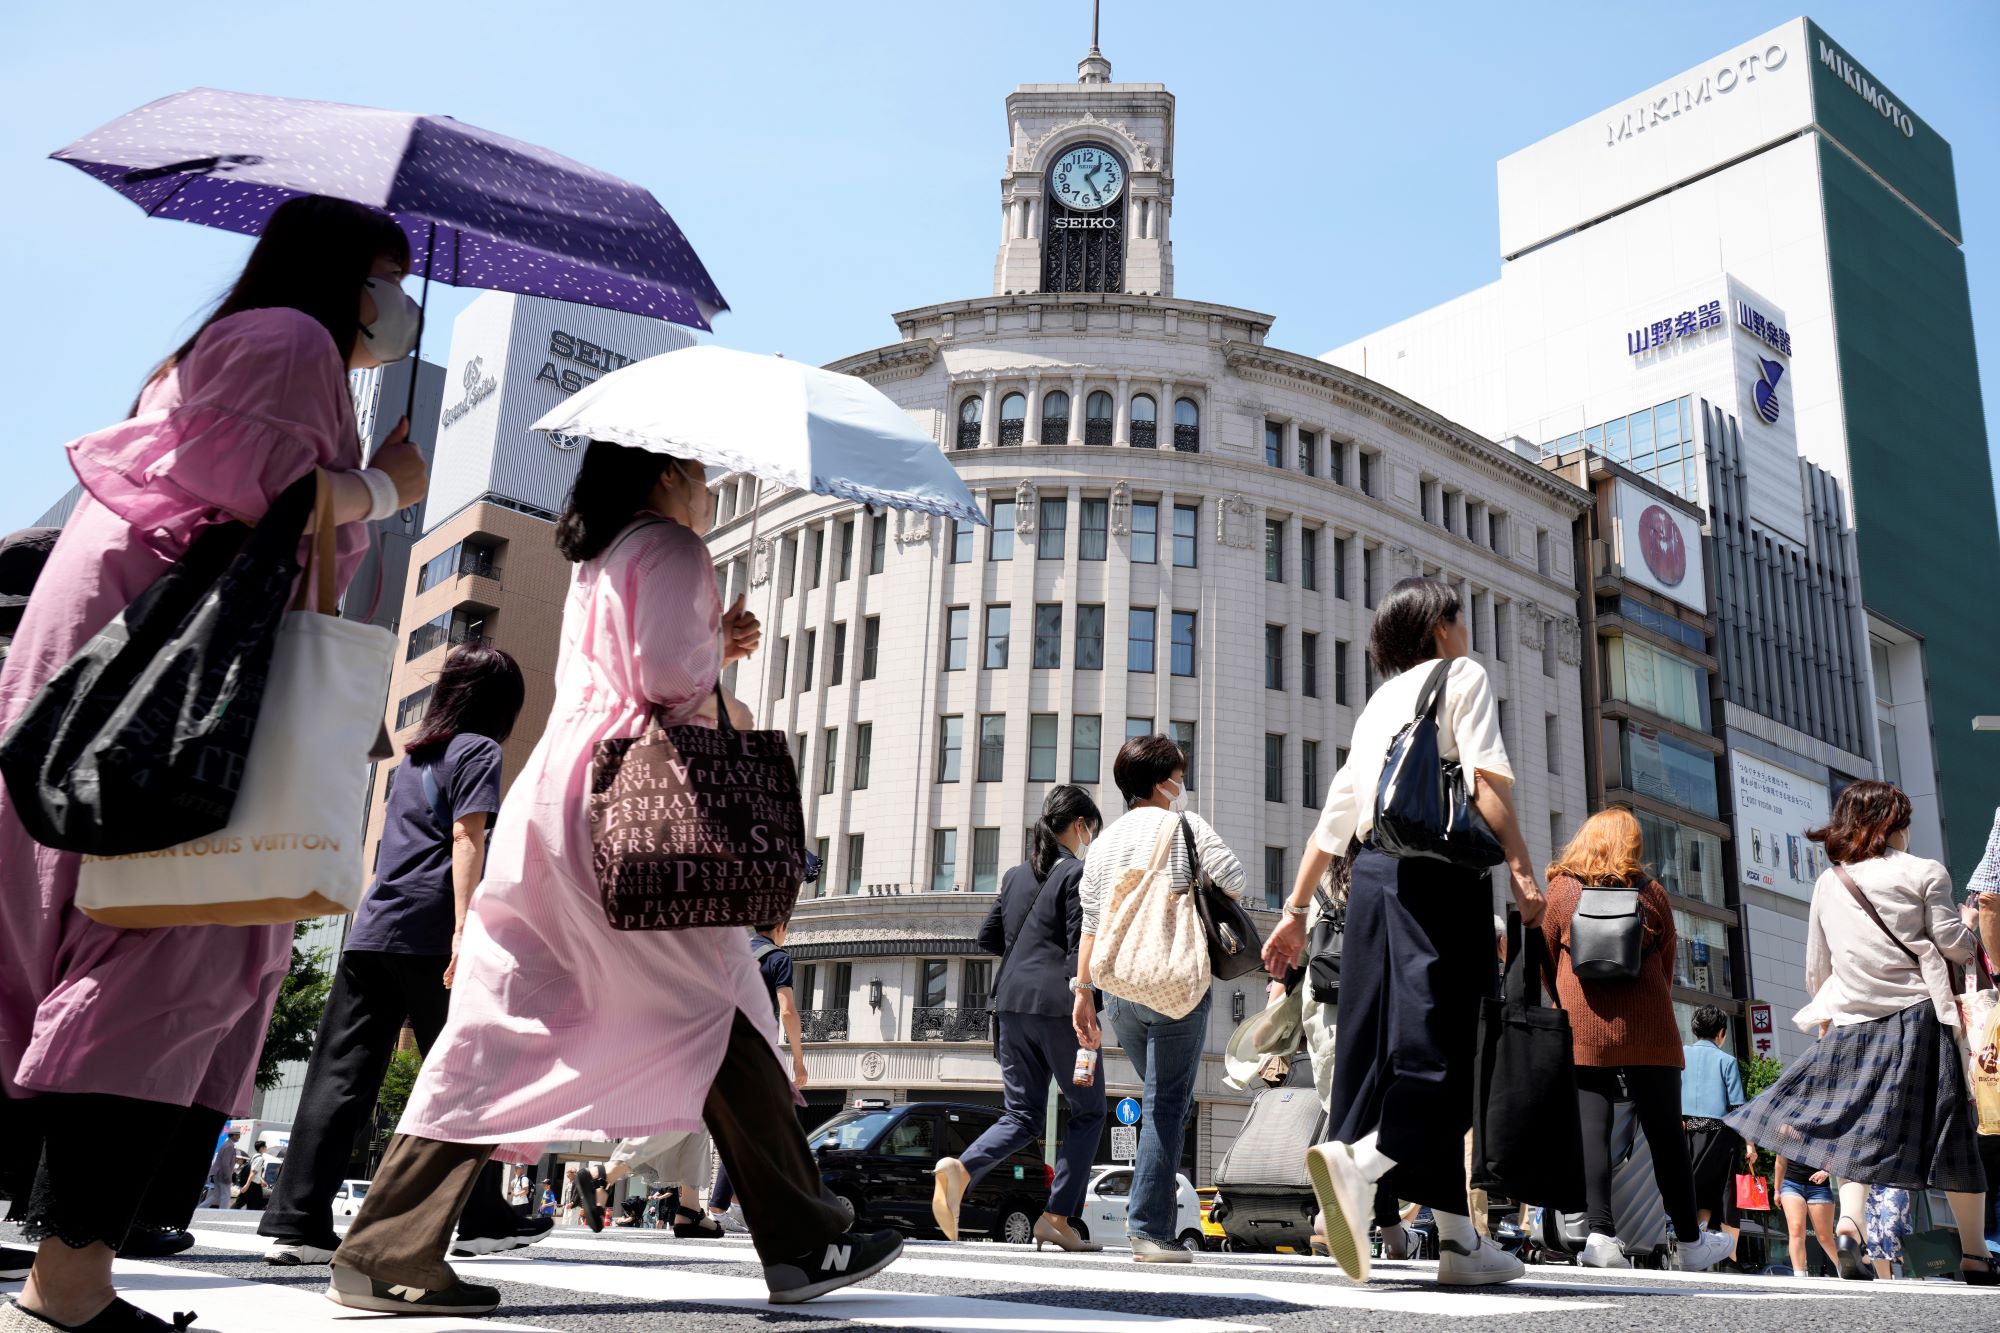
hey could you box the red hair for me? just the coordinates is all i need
[1548,809,1646,886]
[1809,780,1911,865]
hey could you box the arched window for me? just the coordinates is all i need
[957,396,982,450]
[1085,390,1114,446]
[999,392,1027,446]
[1173,397,1200,452]
[1130,394,1157,448]
[1041,389,1071,443]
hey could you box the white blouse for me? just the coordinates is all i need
[1311,655,1513,856]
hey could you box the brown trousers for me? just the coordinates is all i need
[335,1011,845,1287]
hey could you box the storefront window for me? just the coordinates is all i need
[1619,723,1719,817]
[1670,910,1733,998]
[1635,809,1725,907]
[1604,635,1712,730]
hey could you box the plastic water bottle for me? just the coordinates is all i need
[1072,1047,1098,1086]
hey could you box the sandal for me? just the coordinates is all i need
[1961,1252,1999,1286]
[671,1208,723,1239]
[1832,1216,1873,1282]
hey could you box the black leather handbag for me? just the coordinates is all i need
[1471,911,1586,1212]
[1372,659,1505,868]
[1182,818,1264,980]
[1568,885,1645,981]
[1307,884,1345,1003]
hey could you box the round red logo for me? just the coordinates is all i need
[1636,504,1686,586]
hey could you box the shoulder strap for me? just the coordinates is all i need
[1178,816,1206,890]
[1833,865,1922,967]
[1412,658,1454,723]
[749,934,777,961]
[600,517,672,564]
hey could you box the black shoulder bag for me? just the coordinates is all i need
[1471,910,1587,1212]
[1372,659,1505,868]
[1183,818,1264,980]
[1307,883,1345,1003]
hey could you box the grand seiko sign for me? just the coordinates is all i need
[440,356,497,431]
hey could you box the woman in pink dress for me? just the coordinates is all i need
[0,196,429,1333]
[328,441,904,1317]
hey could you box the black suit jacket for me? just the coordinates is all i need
[977,853,1098,1018]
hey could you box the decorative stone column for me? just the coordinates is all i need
[1025,374,1042,447]
[1069,373,1086,446]
[979,376,998,448]
[1114,374,1132,447]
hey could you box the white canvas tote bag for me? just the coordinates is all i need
[1092,814,1212,1019]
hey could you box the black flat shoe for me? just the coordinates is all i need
[1834,1231,1874,1281]
[1,1246,32,1280]
[114,1228,194,1260]
[672,1209,723,1239]
[1,1298,197,1331]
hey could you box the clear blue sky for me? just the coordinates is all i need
[3,1,1996,533]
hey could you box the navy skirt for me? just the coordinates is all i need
[1725,1001,1983,1193]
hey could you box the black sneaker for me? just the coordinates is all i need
[326,1263,500,1316]
[450,1215,554,1257]
[0,1247,31,1280]
[763,1229,903,1305]
[115,1228,195,1260]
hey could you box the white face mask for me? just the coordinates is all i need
[360,275,421,362]
[1161,780,1188,814]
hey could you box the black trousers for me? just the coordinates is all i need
[958,1012,1107,1218]
[1576,1065,1699,1242]
[258,950,514,1248]
[1327,846,1497,1213]
[2,1090,223,1248]
[1685,1118,1742,1226]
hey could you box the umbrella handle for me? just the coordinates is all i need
[401,221,437,428]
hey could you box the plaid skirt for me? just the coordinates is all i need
[1725,1001,1983,1192]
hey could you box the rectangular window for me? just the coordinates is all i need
[1545,713,1561,774]
[1634,808,1726,907]
[801,629,816,691]
[829,621,847,686]
[922,959,948,1005]
[1335,638,1350,705]
[962,958,992,1009]
[808,527,824,589]
[989,499,1016,560]
[1330,441,1346,487]
[1264,847,1286,910]
[854,722,873,790]
[1265,518,1284,582]
[1029,714,1058,781]
[1126,717,1154,741]
[1363,546,1378,609]
[1080,498,1108,561]
[862,616,880,680]
[1171,611,1197,677]
[1551,812,1565,858]
[938,716,963,782]
[1441,489,1456,535]
[984,604,1011,669]
[780,536,796,596]
[931,831,958,893]
[1264,734,1284,803]
[1298,428,1317,476]
[1420,480,1433,524]
[1302,631,1319,698]
[1264,420,1283,467]
[1334,535,1348,600]
[1301,527,1319,590]
[1488,511,1506,555]
[977,714,1006,782]
[1131,501,1159,563]
[1265,624,1285,690]
[870,513,886,574]
[1536,528,1551,576]
[945,607,968,670]
[1603,635,1712,730]
[1494,601,1511,663]
[1072,715,1102,783]
[1172,503,1199,567]
[838,519,854,581]
[1542,620,1557,677]
[846,834,864,896]
[1037,498,1067,560]
[1618,723,1720,818]
[774,636,789,695]
[796,732,808,779]
[821,728,839,794]
[1172,721,1197,791]
[1470,592,1484,654]
[1129,608,1157,673]
[1302,739,1320,807]
[972,829,1001,894]
[815,837,830,887]
[1075,604,1105,670]
[1033,604,1063,668]
[949,518,973,563]
[395,686,433,730]
[1359,451,1375,497]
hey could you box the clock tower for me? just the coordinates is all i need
[992,31,1174,297]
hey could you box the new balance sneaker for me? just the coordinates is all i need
[1436,1235,1527,1287]
[763,1229,903,1305]
[1580,1231,1631,1269]
[1129,1235,1194,1264]
[0,1247,32,1281]
[1669,1230,1733,1273]
[326,1263,500,1316]
[263,1239,337,1266]
[1303,1142,1370,1282]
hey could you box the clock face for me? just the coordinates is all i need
[1049,145,1124,211]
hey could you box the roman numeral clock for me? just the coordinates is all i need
[1042,143,1126,292]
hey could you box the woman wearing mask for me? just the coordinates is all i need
[1073,736,1244,1263]
[0,195,427,1333]
[1539,810,1731,1272]
[934,785,1106,1251]
[1727,780,1990,1282]
[259,644,534,1267]
[327,441,901,1316]
[1262,577,1545,1288]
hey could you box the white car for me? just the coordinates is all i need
[332,1179,371,1218]
[1078,1166,1204,1249]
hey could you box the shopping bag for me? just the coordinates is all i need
[75,479,392,925]
[1734,1174,1771,1211]
[1092,815,1211,1020]
[1903,1191,1962,1279]
[1956,952,2000,1134]
[1471,911,1586,1212]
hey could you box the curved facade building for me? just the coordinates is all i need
[708,42,1592,1179]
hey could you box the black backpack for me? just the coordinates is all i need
[1567,885,1646,981]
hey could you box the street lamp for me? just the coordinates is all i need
[868,978,884,1011]
[1231,989,1245,1022]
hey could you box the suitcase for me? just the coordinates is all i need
[1536,1100,1671,1262]
[1211,1055,1325,1252]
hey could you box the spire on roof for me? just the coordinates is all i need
[1078,0,1111,83]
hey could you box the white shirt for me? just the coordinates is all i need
[1079,807,1244,937]
[1311,656,1513,855]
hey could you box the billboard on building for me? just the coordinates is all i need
[1731,752,1830,902]
[1612,480,1705,612]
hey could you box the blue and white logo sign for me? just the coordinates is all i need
[1115,1097,1142,1126]
[1753,357,1785,425]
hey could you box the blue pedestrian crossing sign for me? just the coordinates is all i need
[1115,1097,1142,1126]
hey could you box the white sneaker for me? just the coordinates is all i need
[1436,1236,1526,1286]
[1580,1231,1631,1269]
[1670,1230,1732,1273]
[263,1240,335,1266]
[713,1209,749,1234]
[1380,1221,1422,1260]
[1304,1143,1370,1282]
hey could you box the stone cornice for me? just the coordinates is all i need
[826,339,938,384]
[887,291,1275,338]
[1223,343,1592,513]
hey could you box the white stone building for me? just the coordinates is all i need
[707,41,1592,1180]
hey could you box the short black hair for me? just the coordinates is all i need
[1114,734,1185,808]
[254,1140,266,1150]
[1369,576,1461,676]
[1691,1005,1729,1041]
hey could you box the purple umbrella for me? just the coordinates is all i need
[52,86,728,345]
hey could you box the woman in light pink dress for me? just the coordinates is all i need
[328,441,903,1317]
[0,196,429,1333]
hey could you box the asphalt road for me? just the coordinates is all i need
[7,1210,1998,1332]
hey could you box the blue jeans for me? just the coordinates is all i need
[1109,991,1210,1242]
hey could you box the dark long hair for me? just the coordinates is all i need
[405,643,526,757]
[1369,576,1461,676]
[1031,785,1103,880]
[555,440,686,563]
[1809,778,1911,866]
[139,195,410,409]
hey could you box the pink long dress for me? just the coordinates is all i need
[398,516,785,1156]
[0,308,367,1113]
